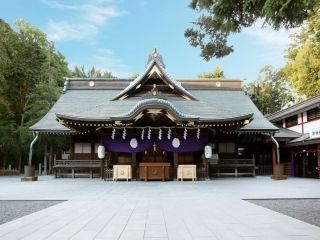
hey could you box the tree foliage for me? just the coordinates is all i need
[198,66,225,78]
[185,0,319,60]
[0,19,69,170]
[246,66,294,115]
[282,13,320,97]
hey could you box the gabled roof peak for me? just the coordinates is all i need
[112,50,197,101]
[147,48,165,68]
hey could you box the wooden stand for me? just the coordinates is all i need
[177,165,197,181]
[113,165,132,181]
[139,163,170,181]
[271,164,287,180]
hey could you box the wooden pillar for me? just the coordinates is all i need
[302,153,306,177]
[132,152,137,179]
[317,144,320,178]
[43,142,48,175]
[48,143,53,174]
[173,152,178,179]
[90,134,95,160]
[271,144,276,172]
[317,144,320,165]
[290,151,295,177]
[100,157,105,179]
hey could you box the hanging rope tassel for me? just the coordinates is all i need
[147,128,151,140]
[183,128,187,140]
[111,128,116,140]
[122,128,126,140]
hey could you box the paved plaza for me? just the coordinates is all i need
[0,176,320,240]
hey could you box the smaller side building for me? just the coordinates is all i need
[268,96,320,178]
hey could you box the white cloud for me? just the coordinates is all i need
[47,20,98,41]
[70,48,132,77]
[93,49,126,70]
[83,5,122,25]
[244,20,298,47]
[242,20,300,64]
[42,0,124,42]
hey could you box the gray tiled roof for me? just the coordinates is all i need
[274,128,302,139]
[112,58,196,101]
[289,133,309,143]
[189,90,277,131]
[267,95,320,121]
[30,87,278,133]
[111,98,199,120]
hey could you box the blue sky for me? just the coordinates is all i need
[0,0,298,82]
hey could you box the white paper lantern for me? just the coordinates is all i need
[130,138,138,149]
[97,145,105,159]
[204,145,212,158]
[172,138,180,148]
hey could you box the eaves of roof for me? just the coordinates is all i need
[267,95,320,122]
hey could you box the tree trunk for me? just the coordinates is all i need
[17,102,27,173]
[17,132,22,173]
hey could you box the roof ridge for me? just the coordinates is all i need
[267,95,320,119]
[111,58,197,101]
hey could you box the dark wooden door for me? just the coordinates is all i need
[141,144,167,163]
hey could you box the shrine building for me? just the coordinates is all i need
[30,49,279,180]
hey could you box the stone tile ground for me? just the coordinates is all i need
[0,176,320,240]
[246,199,320,227]
[0,200,64,225]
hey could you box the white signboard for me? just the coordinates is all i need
[310,127,320,139]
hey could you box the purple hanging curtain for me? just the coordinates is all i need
[102,133,209,153]
[157,134,209,153]
[103,135,153,153]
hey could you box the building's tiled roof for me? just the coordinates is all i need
[111,98,199,121]
[112,58,196,101]
[30,85,278,133]
[285,133,320,146]
[274,128,302,139]
[267,95,320,122]
[289,133,310,143]
[30,49,277,134]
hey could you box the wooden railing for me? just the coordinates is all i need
[209,158,255,177]
[53,159,101,178]
[54,159,101,166]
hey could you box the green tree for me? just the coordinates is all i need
[246,66,294,115]
[198,66,225,78]
[282,13,320,97]
[70,65,115,78]
[185,0,319,60]
[0,19,68,171]
[131,73,140,79]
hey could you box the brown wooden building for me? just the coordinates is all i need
[30,50,279,180]
[268,96,320,178]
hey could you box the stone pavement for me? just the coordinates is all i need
[0,176,320,240]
